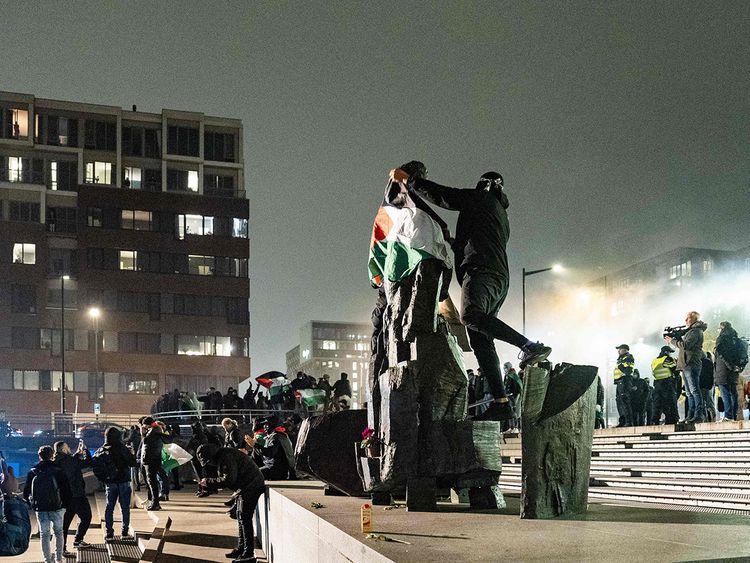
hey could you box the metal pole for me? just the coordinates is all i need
[94,316,99,393]
[60,275,65,413]
[522,268,527,335]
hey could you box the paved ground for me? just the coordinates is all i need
[273,482,750,563]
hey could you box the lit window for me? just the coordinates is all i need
[50,161,58,190]
[187,170,198,192]
[119,250,136,270]
[322,340,336,350]
[204,216,214,235]
[8,157,23,182]
[179,214,205,238]
[13,243,36,264]
[85,161,113,184]
[124,166,142,189]
[123,210,152,231]
[703,259,713,272]
[232,218,248,238]
[188,255,214,275]
[11,109,28,138]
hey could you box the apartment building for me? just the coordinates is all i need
[0,92,250,420]
[286,321,370,408]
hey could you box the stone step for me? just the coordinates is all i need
[593,438,750,449]
[503,465,750,480]
[590,476,750,495]
[76,543,112,563]
[105,536,142,563]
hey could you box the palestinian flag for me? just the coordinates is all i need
[256,371,286,388]
[296,388,327,410]
[368,181,452,287]
[269,376,290,398]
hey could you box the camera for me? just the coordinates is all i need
[663,325,688,339]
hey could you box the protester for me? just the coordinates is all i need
[715,321,741,421]
[503,362,523,429]
[222,418,244,449]
[332,373,352,410]
[390,167,551,421]
[595,376,606,429]
[666,311,707,423]
[92,427,137,541]
[139,416,165,510]
[53,441,92,555]
[24,445,71,563]
[197,444,265,563]
[701,352,716,422]
[244,416,293,480]
[124,425,142,491]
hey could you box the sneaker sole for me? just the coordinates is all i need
[519,347,552,369]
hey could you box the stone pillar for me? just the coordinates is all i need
[521,363,597,519]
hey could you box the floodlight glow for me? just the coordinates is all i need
[552,264,564,273]
[88,307,101,319]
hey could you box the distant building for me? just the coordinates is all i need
[286,321,370,408]
[0,91,250,422]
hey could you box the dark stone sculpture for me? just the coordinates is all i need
[520,363,598,519]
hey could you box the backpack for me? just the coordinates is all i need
[724,337,749,373]
[91,446,119,482]
[30,467,62,511]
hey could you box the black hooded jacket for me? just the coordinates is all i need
[408,177,510,283]
[197,444,264,491]
[54,450,90,498]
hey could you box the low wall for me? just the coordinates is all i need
[256,484,392,563]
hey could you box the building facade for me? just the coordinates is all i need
[286,321,370,408]
[0,91,249,421]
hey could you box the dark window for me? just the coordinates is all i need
[50,161,78,192]
[48,249,76,276]
[122,126,144,156]
[144,129,161,158]
[118,332,138,353]
[204,131,235,162]
[84,120,117,151]
[117,291,147,313]
[143,168,162,192]
[226,297,248,324]
[11,285,36,313]
[167,169,198,193]
[203,174,235,197]
[47,207,77,233]
[87,207,102,227]
[12,326,39,349]
[147,293,161,321]
[136,251,161,273]
[119,332,160,354]
[8,201,40,223]
[87,248,118,270]
[167,125,199,157]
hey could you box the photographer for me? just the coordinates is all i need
[666,311,708,423]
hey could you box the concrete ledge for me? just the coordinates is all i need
[139,516,173,562]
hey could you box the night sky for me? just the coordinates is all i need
[3,2,749,377]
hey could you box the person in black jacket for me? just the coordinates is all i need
[24,445,71,563]
[53,440,92,554]
[700,352,716,422]
[222,418,243,449]
[97,427,137,540]
[390,168,552,421]
[244,417,293,480]
[139,416,164,510]
[197,444,265,563]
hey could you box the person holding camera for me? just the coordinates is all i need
[666,311,708,423]
[53,440,92,555]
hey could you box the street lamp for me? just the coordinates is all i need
[522,264,562,334]
[89,307,101,394]
[60,275,70,413]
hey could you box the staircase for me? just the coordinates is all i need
[499,425,750,515]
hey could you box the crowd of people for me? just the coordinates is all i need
[613,313,749,427]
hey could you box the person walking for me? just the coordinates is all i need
[390,167,551,421]
[53,441,92,555]
[666,311,707,423]
[24,446,71,563]
[650,346,680,424]
[614,344,636,427]
[93,427,137,541]
[197,444,265,563]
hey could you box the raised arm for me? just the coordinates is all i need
[407,177,469,211]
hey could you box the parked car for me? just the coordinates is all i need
[75,422,126,440]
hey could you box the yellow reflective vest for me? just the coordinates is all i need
[614,353,635,381]
[651,355,676,380]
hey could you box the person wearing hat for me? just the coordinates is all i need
[649,345,679,425]
[614,344,636,427]
[389,167,552,422]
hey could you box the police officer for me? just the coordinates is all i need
[649,345,679,424]
[614,344,636,427]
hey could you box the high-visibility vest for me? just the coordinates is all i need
[614,353,634,381]
[651,356,675,380]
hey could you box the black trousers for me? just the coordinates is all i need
[460,268,527,399]
[615,376,634,425]
[236,486,265,558]
[650,378,679,424]
[143,463,161,503]
[63,495,92,545]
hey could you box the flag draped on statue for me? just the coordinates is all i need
[368,181,453,287]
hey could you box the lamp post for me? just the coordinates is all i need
[60,275,70,413]
[522,264,562,334]
[89,307,101,394]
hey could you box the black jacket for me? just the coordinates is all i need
[54,451,90,498]
[23,460,71,510]
[408,177,510,283]
[203,446,264,491]
[140,426,165,465]
[101,442,137,483]
[224,426,243,449]
[255,431,292,480]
